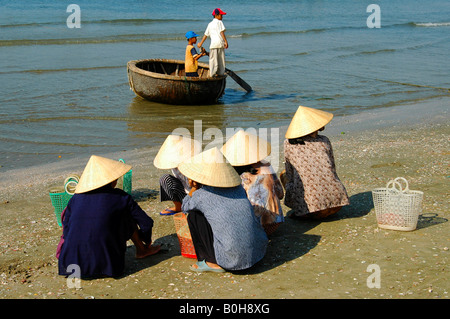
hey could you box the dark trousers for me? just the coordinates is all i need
[185,72,199,77]
[186,210,217,264]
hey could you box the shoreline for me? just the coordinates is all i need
[1,96,448,196]
[0,97,449,299]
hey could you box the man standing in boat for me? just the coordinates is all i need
[197,8,228,77]
[185,31,207,77]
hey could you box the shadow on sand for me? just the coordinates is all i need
[416,213,448,230]
[116,190,447,277]
[122,233,181,278]
[121,191,376,276]
[238,191,375,274]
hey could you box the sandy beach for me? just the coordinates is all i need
[0,98,448,300]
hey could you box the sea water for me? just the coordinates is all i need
[0,0,449,171]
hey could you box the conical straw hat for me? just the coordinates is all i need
[153,134,202,169]
[178,147,241,188]
[75,155,132,193]
[285,105,334,139]
[220,129,271,166]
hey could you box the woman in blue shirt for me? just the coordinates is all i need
[179,147,268,272]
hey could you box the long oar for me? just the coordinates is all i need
[224,68,252,92]
[200,47,252,92]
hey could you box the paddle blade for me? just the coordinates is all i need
[225,68,252,92]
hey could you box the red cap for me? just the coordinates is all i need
[212,8,226,16]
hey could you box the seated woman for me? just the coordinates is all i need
[153,134,201,215]
[57,155,160,279]
[283,105,350,220]
[221,130,284,235]
[179,147,268,272]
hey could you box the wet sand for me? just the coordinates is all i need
[0,98,448,300]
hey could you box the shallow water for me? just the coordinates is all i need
[0,0,449,171]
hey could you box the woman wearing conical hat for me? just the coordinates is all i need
[220,129,284,235]
[153,134,201,216]
[283,106,349,220]
[57,155,160,279]
[179,147,268,272]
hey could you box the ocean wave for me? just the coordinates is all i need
[0,65,123,75]
[0,135,114,148]
[234,21,450,34]
[0,27,333,47]
[293,52,309,56]
[238,28,330,38]
[0,34,182,47]
[87,18,200,25]
[387,21,450,28]
[376,79,450,92]
[235,24,366,38]
[336,39,443,59]
[360,48,396,55]
[0,18,199,29]
[414,22,450,27]
[0,21,56,28]
[0,114,128,125]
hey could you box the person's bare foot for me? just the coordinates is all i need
[136,244,161,259]
[191,261,222,270]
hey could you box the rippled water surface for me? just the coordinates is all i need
[1,0,449,170]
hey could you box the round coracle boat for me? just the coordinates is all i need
[127,59,227,105]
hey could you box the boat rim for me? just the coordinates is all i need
[127,59,227,82]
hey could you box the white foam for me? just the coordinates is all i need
[415,22,450,27]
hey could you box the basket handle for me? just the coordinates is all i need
[386,180,402,193]
[119,158,132,174]
[64,174,80,185]
[65,180,78,195]
[386,177,409,193]
[394,177,409,192]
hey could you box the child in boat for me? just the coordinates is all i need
[197,8,228,77]
[185,31,207,77]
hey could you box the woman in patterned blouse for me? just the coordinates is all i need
[283,106,350,220]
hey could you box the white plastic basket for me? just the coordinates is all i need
[372,177,423,231]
